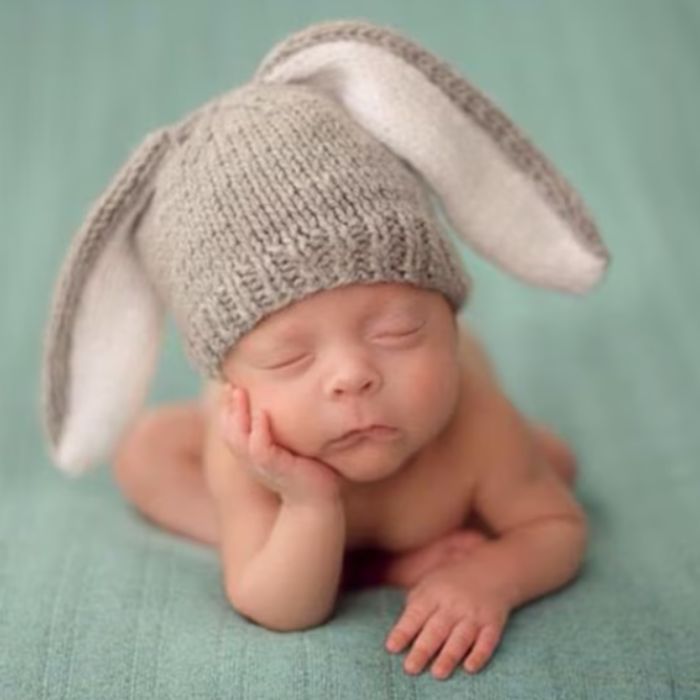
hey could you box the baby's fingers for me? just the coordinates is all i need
[386,599,437,655]
[430,619,478,679]
[248,406,279,468]
[463,623,503,674]
[401,611,456,675]
[231,387,251,434]
[220,387,250,451]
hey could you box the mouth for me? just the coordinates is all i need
[329,425,398,449]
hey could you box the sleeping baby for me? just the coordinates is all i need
[113,279,583,680]
[40,19,609,683]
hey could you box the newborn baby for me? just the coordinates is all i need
[113,280,584,680]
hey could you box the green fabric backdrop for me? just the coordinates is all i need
[1,1,699,697]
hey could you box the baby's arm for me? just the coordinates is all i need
[203,396,347,632]
[452,322,587,605]
[457,387,587,609]
[385,384,587,677]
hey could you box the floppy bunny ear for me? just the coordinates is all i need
[253,19,610,293]
[40,127,173,476]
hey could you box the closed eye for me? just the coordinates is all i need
[377,325,424,339]
[267,354,309,369]
[265,325,425,369]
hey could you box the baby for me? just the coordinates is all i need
[39,18,610,684]
[113,279,584,680]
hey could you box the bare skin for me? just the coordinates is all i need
[113,319,577,590]
[113,282,581,678]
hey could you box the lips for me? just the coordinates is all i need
[330,425,397,448]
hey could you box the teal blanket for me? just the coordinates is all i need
[2,1,699,697]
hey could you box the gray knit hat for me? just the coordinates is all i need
[40,18,610,476]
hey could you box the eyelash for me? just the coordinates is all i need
[268,327,422,369]
[379,328,420,339]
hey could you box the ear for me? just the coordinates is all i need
[40,127,172,476]
[254,19,610,293]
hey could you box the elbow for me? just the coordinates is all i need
[559,507,589,581]
[225,579,273,629]
[225,582,258,626]
[549,496,588,550]
[570,502,589,555]
[577,512,589,569]
[257,612,333,633]
[225,581,334,632]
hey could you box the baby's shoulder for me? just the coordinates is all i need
[449,321,526,476]
[455,319,502,402]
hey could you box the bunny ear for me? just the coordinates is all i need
[40,127,173,476]
[254,19,610,293]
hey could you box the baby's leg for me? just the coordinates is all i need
[113,401,219,546]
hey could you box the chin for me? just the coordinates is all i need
[325,443,410,483]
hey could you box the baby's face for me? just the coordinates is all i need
[221,282,462,484]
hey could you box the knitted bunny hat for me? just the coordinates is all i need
[40,18,610,477]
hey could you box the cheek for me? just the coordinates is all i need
[251,346,460,451]
[397,349,459,414]
[258,396,318,453]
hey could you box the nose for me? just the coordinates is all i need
[327,358,382,399]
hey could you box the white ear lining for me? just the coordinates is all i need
[260,41,607,293]
[54,216,165,476]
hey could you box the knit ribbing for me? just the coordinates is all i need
[134,83,470,380]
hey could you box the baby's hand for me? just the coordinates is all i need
[219,384,344,506]
[385,560,510,679]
